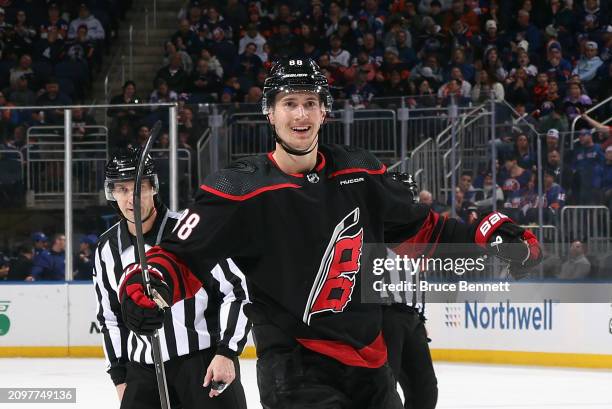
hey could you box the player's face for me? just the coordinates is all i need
[268,91,326,152]
[112,180,155,223]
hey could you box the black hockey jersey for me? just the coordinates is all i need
[147,144,474,368]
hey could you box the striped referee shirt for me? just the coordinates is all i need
[93,206,250,385]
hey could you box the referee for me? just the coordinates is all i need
[93,148,250,409]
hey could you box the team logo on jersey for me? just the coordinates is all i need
[303,208,363,325]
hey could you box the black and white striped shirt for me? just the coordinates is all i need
[93,206,250,384]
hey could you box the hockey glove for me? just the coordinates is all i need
[119,264,171,335]
[474,212,542,279]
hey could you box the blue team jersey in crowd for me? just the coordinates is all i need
[30,250,65,281]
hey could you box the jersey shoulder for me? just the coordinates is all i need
[199,154,295,201]
[321,144,385,176]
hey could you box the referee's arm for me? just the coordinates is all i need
[210,259,251,358]
[93,243,129,385]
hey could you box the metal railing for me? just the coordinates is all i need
[560,206,611,256]
[25,125,108,207]
[568,94,612,152]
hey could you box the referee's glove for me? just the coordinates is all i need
[474,212,542,280]
[119,263,171,335]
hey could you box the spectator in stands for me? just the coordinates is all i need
[149,78,178,107]
[524,169,566,224]
[12,10,36,55]
[210,27,238,76]
[107,80,143,127]
[419,190,434,206]
[345,68,376,108]
[472,69,505,103]
[0,253,9,280]
[36,78,72,125]
[329,34,351,68]
[442,0,480,35]
[512,8,542,53]
[40,3,68,40]
[381,69,412,98]
[66,25,97,72]
[172,18,198,54]
[558,240,591,280]
[510,49,538,79]
[68,3,105,41]
[6,244,33,281]
[537,101,568,134]
[154,52,188,93]
[31,232,48,256]
[514,133,536,170]
[239,23,266,61]
[544,79,561,107]
[33,26,65,65]
[29,233,65,281]
[188,58,221,102]
[449,187,477,223]
[543,128,561,157]
[71,107,96,140]
[74,234,96,280]
[500,154,532,201]
[225,0,248,29]
[198,48,224,78]
[9,54,33,90]
[457,171,477,201]
[483,46,508,81]
[563,80,592,121]
[512,103,539,135]
[163,40,193,74]
[572,40,603,83]
[505,67,531,106]
[473,171,504,213]
[447,47,475,83]
[438,78,470,106]
[546,148,573,189]
[411,54,443,87]
[571,128,605,204]
[238,42,263,81]
[543,42,571,84]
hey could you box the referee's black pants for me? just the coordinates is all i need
[383,304,438,409]
[120,348,247,409]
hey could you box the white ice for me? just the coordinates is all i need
[1,358,611,408]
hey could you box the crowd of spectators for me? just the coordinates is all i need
[0,230,97,281]
[0,0,130,153]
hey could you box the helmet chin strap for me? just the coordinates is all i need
[269,123,318,157]
[126,206,156,225]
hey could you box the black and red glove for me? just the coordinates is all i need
[118,264,171,335]
[474,212,542,279]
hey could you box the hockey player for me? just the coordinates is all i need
[94,148,249,409]
[118,58,542,408]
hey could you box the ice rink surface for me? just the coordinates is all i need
[2,358,611,409]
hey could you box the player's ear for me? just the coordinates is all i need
[267,108,275,125]
[320,106,326,124]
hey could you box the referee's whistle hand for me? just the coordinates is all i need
[203,355,235,398]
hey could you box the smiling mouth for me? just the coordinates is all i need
[291,126,311,134]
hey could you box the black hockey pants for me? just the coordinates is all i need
[383,304,438,409]
[120,348,247,409]
[253,324,404,409]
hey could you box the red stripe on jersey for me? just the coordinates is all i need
[393,210,443,258]
[147,246,202,304]
[328,165,387,178]
[200,183,301,201]
[296,331,387,368]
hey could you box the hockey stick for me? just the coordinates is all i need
[134,120,171,409]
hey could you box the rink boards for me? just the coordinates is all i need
[0,283,611,368]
